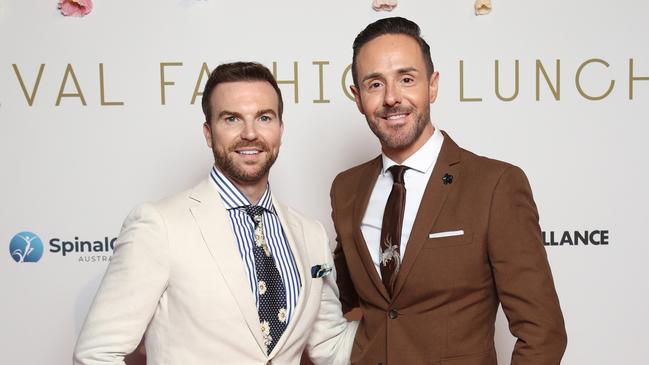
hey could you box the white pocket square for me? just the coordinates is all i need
[429,230,464,239]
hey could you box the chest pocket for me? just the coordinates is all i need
[423,231,473,249]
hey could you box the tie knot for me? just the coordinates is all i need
[388,165,409,184]
[244,205,265,222]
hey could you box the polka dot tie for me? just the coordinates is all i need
[244,205,288,354]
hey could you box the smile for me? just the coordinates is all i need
[381,112,411,125]
[385,113,409,120]
[236,150,262,155]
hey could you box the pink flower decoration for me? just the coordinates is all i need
[58,0,93,17]
[372,0,398,12]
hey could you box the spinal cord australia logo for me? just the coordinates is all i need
[9,231,44,263]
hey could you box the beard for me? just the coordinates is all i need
[213,140,278,184]
[367,104,430,150]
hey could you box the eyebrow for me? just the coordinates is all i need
[361,67,420,83]
[255,109,277,118]
[217,109,278,119]
[217,110,243,120]
[396,67,419,75]
[361,72,383,84]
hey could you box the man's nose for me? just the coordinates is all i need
[240,120,258,140]
[383,82,402,106]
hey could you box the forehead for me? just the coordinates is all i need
[210,81,279,113]
[356,34,426,76]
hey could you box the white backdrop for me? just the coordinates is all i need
[1,1,648,364]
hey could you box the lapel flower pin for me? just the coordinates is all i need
[311,263,333,278]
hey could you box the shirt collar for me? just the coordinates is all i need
[381,125,444,175]
[209,166,275,213]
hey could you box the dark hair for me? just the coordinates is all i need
[352,17,435,86]
[201,62,283,123]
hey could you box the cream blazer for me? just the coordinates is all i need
[74,178,357,365]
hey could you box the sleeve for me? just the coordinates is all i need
[73,203,170,365]
[330,178,360,313]
[306,221,359,365]
[487,166,568,364]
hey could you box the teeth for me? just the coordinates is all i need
[238,150,260,155]
[387,114,407,120]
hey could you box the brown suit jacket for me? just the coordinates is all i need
[331,132,567,365]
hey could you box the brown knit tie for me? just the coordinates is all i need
[380,165,409,296]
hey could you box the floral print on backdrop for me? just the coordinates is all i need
[372,0,397,12]
[371,1,492,16]
[475,0,492,15]
[58,0,93,17]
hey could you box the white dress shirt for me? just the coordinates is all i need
[361,126,444,277]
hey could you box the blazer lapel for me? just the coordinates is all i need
[268,196,310,358]
[352,157,391,303]
[392,132,462,299]
[188,179,267,355]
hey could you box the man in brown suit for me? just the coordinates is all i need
[331,17,567,364]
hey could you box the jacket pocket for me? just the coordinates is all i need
[440,348,496,365]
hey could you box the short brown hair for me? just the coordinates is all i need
[352,17,435,86]
[201,62,283,123]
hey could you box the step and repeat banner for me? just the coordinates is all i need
[1,1,647,364]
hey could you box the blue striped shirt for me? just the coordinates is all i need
[210,166,302,323]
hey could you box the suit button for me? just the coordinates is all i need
[388,309,398,319]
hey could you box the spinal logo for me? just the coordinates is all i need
[9,231,44,263]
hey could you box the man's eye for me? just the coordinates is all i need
[402,77,414,84]
[225,116,237,122]
[259,115,272,122]
[368,81,383,89]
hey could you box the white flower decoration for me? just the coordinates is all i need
[255,231,264,247]
[278,308,288,323]
[262,332,273,347]
[258,280,267,295]
[260,320,270,335]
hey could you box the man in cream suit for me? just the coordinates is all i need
[74,62,357,365]
[331,18,567,364]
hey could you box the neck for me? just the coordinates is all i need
[217,166,268,204]
[382,123,435,164]
[235,178,268,205]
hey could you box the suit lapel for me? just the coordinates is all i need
[268,195,310,357]
[188,179,267,355]
[392,132,462,299]
[352,157,391,302]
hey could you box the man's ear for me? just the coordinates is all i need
[202,121,213,148]
[279,120,285,145]
[429,71,440,103]
[350,85,365,114]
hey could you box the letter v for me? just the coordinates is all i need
[12,64,45,106]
